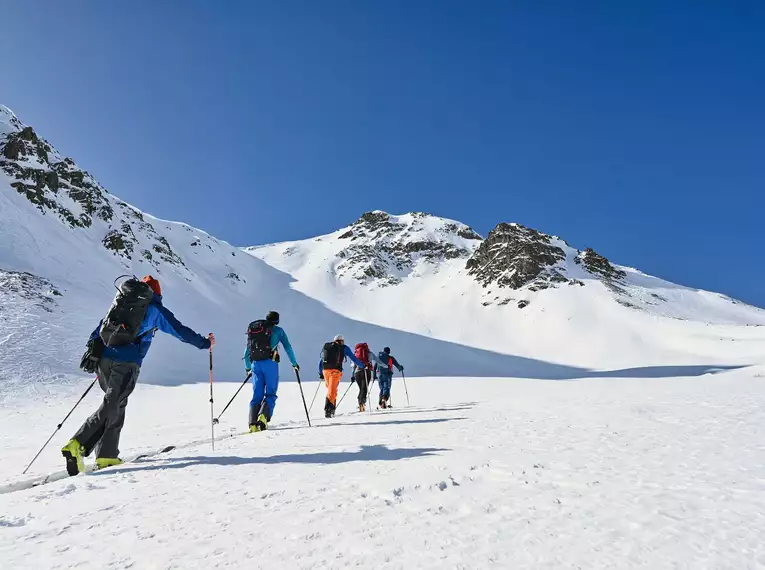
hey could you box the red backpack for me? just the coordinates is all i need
[354,343,370,367]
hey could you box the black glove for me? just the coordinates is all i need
[293,363,300,371]
[400,366,404,372]
[319,371,324,380]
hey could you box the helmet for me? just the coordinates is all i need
[333,334,344,342]
[383,347,390,354]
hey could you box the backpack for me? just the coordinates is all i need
[378,351,392,370]
[247,320,274,361]
[354,343,369,367]
[99,278,154,347]
[322,342,345,370]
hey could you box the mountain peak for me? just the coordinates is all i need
[342,210,482,241]
[0,105,22,134]
[324,211,481,286]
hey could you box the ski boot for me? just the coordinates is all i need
[324,398,336,419]
[250,413,268,432]
[95,458,124,470]
[61,439,85,476]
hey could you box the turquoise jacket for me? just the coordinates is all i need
[243,325,298,370]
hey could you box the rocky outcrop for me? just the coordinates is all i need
[0,269,62,313]
[575,248,626,281]
[466,223,571,291]
[335,211,481,287]
[0,108,187,273]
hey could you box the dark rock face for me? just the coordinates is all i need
[335,211,481,286]
[575,248,626,281]
[1,125,114,228]
[466,223,570,291]
[1,111,189,273]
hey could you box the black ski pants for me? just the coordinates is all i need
[72,358,140,459]
[354,368,371,405]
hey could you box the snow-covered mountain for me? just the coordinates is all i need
[247,210,765,370]
[2,105,764,392]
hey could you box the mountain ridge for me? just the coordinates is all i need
[2,105,764,391]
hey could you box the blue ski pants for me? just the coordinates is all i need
[378,369,393,401]
[250,359,279,421]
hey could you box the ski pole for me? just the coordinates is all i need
[23,377,97,474]
[402,371,410,406]
[212,372,252,425]
[365,368,372,413]
[294,369,312,428]
[209,345,215,451]
[309,376,322,414]
[337,377,355,409]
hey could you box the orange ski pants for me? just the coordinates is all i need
[323,369,343,404]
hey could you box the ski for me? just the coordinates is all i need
[128,444,177,462]
[1,445,179,495]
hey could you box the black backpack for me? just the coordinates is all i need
[247,320,274,361]
[99,278,154,347]
[322,342,345,370]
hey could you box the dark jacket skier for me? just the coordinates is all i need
[62,275,213,475]
[374,347,404,408]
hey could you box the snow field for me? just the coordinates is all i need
[2,370,764,569]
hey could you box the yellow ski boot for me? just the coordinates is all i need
[95,458,124,470]
[61,439,85,476]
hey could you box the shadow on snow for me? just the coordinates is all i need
[93,444,448,476]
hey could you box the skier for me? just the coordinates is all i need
[62,275,214,475]
[243,311,299,432]
[374,347,404,409]
[351,343,381,412]
[318,335,365,418]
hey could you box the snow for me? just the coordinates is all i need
[3,110,765,567]
[2,368,765,569]
[248,218,765,374]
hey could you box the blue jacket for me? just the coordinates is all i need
[91,293,211,365]
[318,344,365,375]
[243,325,297,369]
[374,352,404,374]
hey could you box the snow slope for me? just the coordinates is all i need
[4,104,762,394]
[2,106,765,569]
[248,214,765,372]
[2,367,765,569]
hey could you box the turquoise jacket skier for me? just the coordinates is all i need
[243,311,298,430]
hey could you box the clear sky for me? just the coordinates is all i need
[2,2,764,306]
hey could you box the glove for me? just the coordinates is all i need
[400,366,404,372]
[245,368,251,375]
[293,363,300,371]
[319,372,324,380]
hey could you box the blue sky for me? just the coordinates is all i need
[2,2,764,306]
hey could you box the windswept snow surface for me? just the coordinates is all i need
[2,369,765,569]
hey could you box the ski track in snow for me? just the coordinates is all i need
[2,373,765,569]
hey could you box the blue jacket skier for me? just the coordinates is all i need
[374,347,404,409]
[244,311,298,432]
[62,275,213,475]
